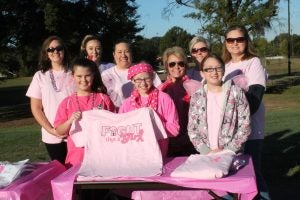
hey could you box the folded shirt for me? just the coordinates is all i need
[170,150,235,179]
[0,159,29,188]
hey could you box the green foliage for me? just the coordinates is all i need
[159,26,193,54]
[133,36,161,68]
[287,165,300,177]
[174,0,279,41]
[44,3,60,33]
[0,0,142,76]
[253,37,269,57]
[269,33,300,57]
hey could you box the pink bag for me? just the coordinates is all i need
[0,160,66,200]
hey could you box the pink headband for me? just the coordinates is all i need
[127,63,154,80]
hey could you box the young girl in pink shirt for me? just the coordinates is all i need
[119,63,179,157]
[54,58,115,167]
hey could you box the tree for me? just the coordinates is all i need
[253,37,269,57]
[0,0,46,75]
[133,36,161,68]
[291,34,300,57]
[159,26,193,55]
[0,0,142,76]
[167,0,279,42]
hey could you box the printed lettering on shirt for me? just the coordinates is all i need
[101,123,144,144]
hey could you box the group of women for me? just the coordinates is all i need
[26,25,270,199]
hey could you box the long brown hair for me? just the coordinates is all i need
[222,25,258,64]
[39,35,70,73]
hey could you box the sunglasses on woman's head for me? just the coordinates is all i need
[225,37,246,44]
[168,61,185,68]
[47,45,64,53]
[191,47,208,54]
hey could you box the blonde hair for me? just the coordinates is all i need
[162,46,188,72]
[189,36,210,53]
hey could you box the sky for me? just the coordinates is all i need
[136,0,300,41]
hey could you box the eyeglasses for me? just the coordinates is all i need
[47,45,64,53]
[133,77,152,84]
[168,61,185,68]
[191,47,209,54]
[225,37,246,44]
[203,67,224,73]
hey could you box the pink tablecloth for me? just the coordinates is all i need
[0,160,66,200]
[51,155,257,200]
[131,155,257,200]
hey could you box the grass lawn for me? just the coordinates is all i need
[0,76,299,199]
[0,77,32,88]
[0,123,48,161]
[262,85,300,199]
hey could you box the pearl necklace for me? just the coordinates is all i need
[75,92,95,112]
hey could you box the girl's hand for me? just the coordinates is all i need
[69,111,81,124]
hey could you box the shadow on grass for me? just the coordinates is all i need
[263,130,300,199]
[0,85,29,106]
[266,75,300,94]
[0,103,32,122]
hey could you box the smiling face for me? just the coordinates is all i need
[85,39,101,63]
[47,40,64,66]
[166,54,186,81]
[191,41,209,63]
[131,72,154,96]
[200,57,224,88]
[113,42,132,69]
[225,30,247,57]
[73,65,94,95]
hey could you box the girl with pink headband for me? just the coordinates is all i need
[119,62,179,157]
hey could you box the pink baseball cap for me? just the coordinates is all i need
[127,63,154,80]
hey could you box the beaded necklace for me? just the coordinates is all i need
[75,92,95,112]
[49,70,59,92]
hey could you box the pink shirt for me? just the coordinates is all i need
[207,90,224,150]
[101,66,162,108]
[26,70,76,144]
[119,91,179,156]
[224,57,266,140]
[54,93,115,166]
[70,108,167,177]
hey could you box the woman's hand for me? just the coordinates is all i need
[50,128,67,138]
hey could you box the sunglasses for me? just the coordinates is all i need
[168,61,185,68]
[225,37,246,44]
[47,45,64,53]
[202,67,224,73]
[191,47,209,54]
